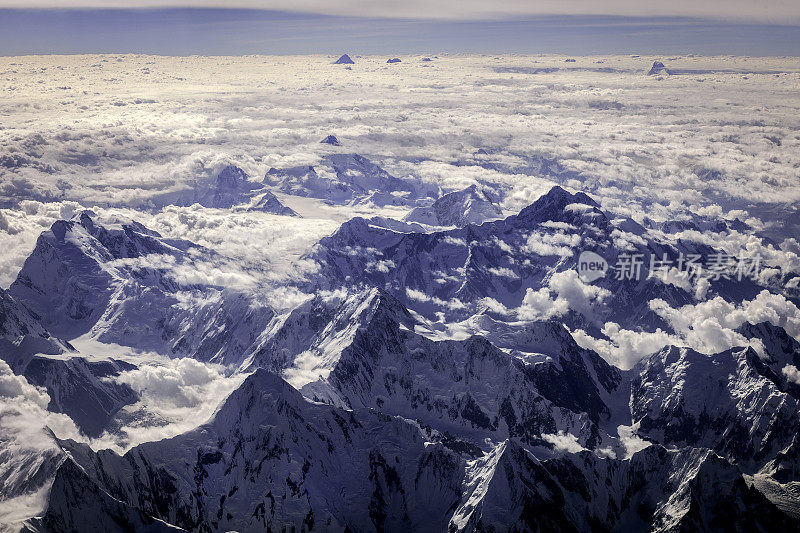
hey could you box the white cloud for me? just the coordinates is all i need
[96,357,247,452]
[517,270,610,322]
[0,360,49,410]
[406,287,466,311]
[523,231,580,257]
[572,324,681,370]
[574,290,800,369]
[542,431,586,454]
[782,365,800,385]
[517,287,569,320]
[487,266,518,279]
[650,290,800,349]
[0,360,83,524]
[617,425,651,459]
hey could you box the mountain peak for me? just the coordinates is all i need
[334,54,354,64]
[216,164,248,188]
[647,60,671,75]
[404,184,503,227]
[320,134,341,146]
[515,185,602,226]
[247,190,298,216]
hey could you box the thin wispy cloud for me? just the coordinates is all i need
[4,0,800,24]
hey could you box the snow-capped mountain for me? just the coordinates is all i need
[7,211,274,361]
[334,54,354,64]
[161,165,261,210]
[647,60,672,75]
[49,370,466,532]
[191,165,262,209]
[305,186,765,331]
[320,134,341,146]
[631,344,800,473]
[24,458,184,532]
[265,154,437,207]
[246,190,298,216]
[27,370,798,532]
[144,164,298,215]
[738,321,800,393]
[403,184,503,227]
[3,183,800,531]
[241,288,620,429]
[451,439,795,532]
[292,289,620,451]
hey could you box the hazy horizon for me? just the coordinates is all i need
[1,8,800,56]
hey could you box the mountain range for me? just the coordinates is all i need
[2,181,799,531]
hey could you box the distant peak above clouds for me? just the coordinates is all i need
[4,0,800,24]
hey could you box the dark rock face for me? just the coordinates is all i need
[24,459,183,533]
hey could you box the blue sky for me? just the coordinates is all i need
[0,8,799,56]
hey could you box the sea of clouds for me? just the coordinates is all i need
[1,52,799,458]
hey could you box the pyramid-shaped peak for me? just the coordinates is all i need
[647,60,671,75]
[515,186,602,226]
[212,369,307,425]
[334,54,355,64]
[320,134,341,146]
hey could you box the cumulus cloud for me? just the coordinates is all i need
[574,290,800,369]
[523,230,580,257]
[0,360,82,446]
[650,290,800,347]
[406,287,467,311]
[782,364,800,386]
[0,360,49,410]
[96,357,247,452]
[572,324,681,369]
[542,431,586,453]
[518,270,610,321]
